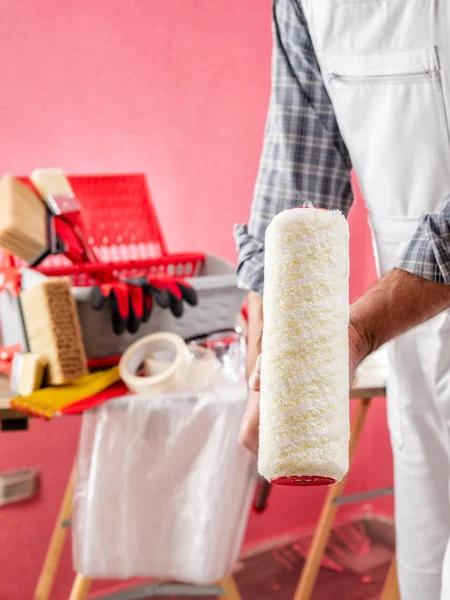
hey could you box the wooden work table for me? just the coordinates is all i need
[0,373,387,425]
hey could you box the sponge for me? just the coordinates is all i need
[10,367,120,419]
[20,278,88,385]
[259,207,349,485]
[10,352,47,396]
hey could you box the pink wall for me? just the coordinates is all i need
[0,1,392,598]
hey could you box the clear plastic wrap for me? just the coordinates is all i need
[72,372,256,584]
[118,330,247,396]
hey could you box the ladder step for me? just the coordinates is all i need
[94,583,224,600]
[333,486,394,506]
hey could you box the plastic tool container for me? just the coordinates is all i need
[0,174,245,358]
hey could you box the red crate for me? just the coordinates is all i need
[2,174,204,286]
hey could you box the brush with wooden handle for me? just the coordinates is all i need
[0,175,49,263]
[30,168,97,264]
[0,170,96,266]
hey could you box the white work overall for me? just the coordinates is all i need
[299,1,450,598]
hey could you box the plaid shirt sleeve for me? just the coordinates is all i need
[234,0,353,295]
[396,199,450,284]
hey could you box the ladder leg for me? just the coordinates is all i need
[380,555,400,600]
[35,463,75,600]
[293,398,372,600]
[218,576,243,600]
[68,573,91,600]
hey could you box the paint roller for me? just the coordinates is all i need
[259,205,349,486]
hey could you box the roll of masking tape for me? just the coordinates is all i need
[144,344,216,389]
[119,332,190,394]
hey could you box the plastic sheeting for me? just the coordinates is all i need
[72,377,256,584]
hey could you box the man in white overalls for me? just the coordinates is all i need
[235,1,450,598]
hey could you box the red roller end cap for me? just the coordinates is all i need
[271,476,336,487]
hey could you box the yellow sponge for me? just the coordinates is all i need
[10,367,121,418]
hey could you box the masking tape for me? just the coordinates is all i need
[144,344,216,389]
[119,332,190,394]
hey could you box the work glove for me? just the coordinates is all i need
[90,281,143,335]
[125,276,170,311]
[90,275,198,335]
[126,275,197,318]
[163,277,197,317]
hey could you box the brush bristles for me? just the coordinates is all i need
[30,168,74,198]
[20,278,88,385]
[0,175,47,262]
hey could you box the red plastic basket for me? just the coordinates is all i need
[2,174,204,287]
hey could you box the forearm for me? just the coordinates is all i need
[246,292,263,378]
[350,267,450,362]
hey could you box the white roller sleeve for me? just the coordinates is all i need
[259,207,350,484]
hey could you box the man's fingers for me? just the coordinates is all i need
[242,355,261,453]
[239,389,260,454]
[248,354,261,391]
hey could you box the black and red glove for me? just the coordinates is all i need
[126,275,197,318]
[90,281,145,335]
[160,277,197,318]
[126,276,170,311]
[91,275,198,334]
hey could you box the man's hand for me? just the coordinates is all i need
[238,355,261,454]
[239,292,263,454]
[238,323,367,455]
[238,268,450,455]
[349,319,371,384]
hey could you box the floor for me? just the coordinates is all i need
[233,517,394,600]
[100,516,395,600]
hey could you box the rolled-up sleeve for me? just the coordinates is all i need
[396,200,450,284]
[234,0,353,295]
[233,223,266,294]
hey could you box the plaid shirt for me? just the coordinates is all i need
[396,200,450,284]
[235,0,450,293]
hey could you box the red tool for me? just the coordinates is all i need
[46,194,97,264]
[0,344,23,376]
[29,169,97,266]
[28,195,98,268]
[0,254,22,297]
[60,381,129,415]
